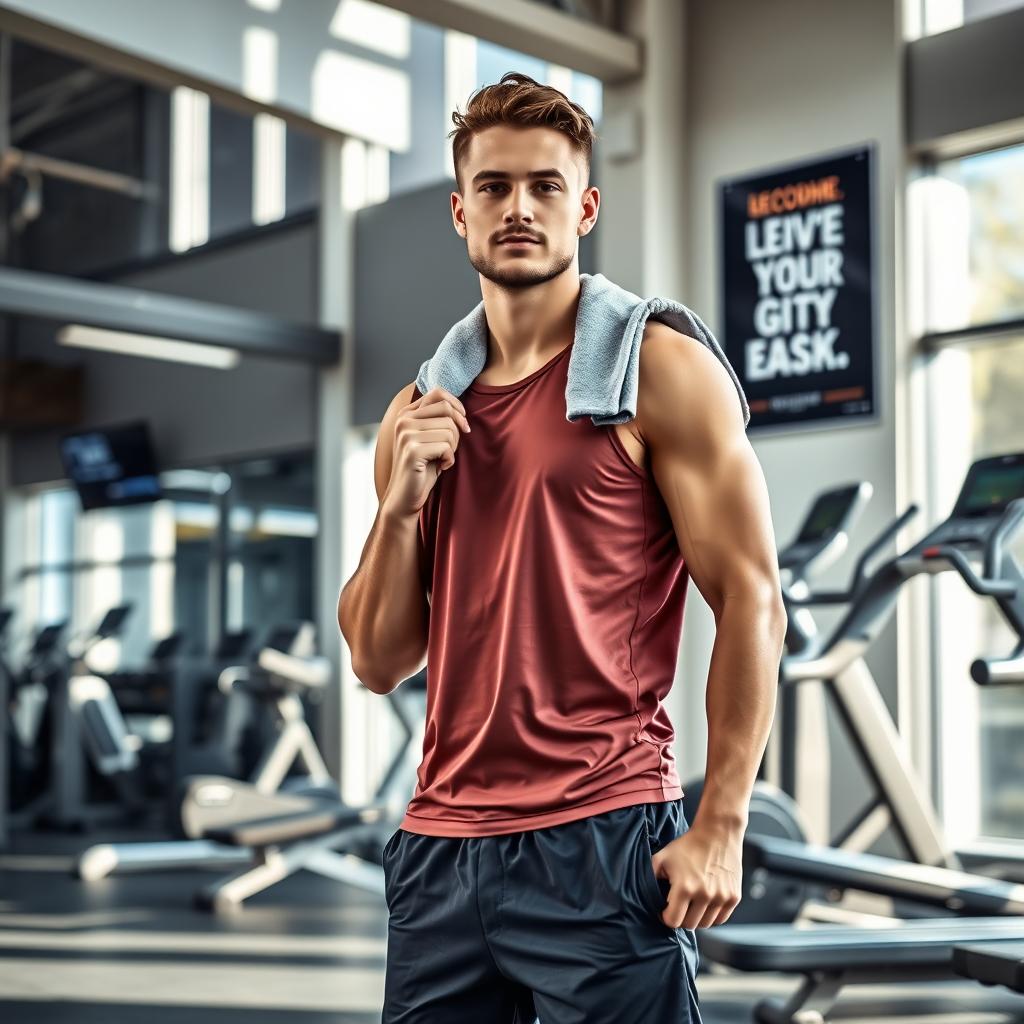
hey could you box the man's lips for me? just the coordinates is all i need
[498,237,540,245]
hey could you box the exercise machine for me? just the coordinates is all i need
[694,451,1024,1022]
[6,619,68,829]
[8,606,145,831]
[0,606,12,846]
[60,603,146,828]
[177,663,427,912]
[953,939,1024,994]
[77,622,356,880]
[682,481,885,924]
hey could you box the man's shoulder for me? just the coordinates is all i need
[636,320,744,443]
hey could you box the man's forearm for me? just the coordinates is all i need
[691,593,785,833]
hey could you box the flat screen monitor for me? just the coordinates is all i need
[953,452,1024,519]
[59,421,162,511]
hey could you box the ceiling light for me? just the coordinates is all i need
[57,324,240,369]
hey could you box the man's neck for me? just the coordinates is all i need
[479,268,581,373]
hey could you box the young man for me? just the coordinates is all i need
[339,72,786,1024]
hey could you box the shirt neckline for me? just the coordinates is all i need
[468,341,574,394]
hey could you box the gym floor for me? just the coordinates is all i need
[1,830,1022,1024]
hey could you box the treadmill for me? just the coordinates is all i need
[697,452,1024,1023]
[951,653,1024,999]
[768,451,1024,873]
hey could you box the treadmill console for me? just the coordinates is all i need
[913,452,1024,553]
[780,483,870,574]
[32,622,67,654]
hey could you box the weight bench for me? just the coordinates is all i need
[953,939,1024,994]
[194,800,390,912]
[698,918,1024,1023]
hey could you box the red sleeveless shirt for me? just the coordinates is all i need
[400,338,688,836]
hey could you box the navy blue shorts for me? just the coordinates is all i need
[381,798,702,1023]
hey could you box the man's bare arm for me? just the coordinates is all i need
[636,320,787,929]
[337,382,427,694]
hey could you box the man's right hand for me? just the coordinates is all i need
[381,387,471,521]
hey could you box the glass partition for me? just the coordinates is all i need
[9,449,316,670]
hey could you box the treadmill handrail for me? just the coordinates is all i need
[785,505,919,608]
[987,497,1024,581]
[921,545,1016,598]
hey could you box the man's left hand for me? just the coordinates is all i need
[650,822,743,929]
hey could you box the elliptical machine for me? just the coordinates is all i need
[6,619,68,829]
[8,605,146,831]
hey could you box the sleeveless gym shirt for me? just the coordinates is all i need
[400,338,688,837]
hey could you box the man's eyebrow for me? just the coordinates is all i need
[471,168,567,185]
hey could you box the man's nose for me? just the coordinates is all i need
[503,186,534,222]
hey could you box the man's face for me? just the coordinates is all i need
[452,125,598,291]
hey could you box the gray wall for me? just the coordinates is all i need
[8,219,321,486]
[685,0,906,850]
[352,180,478,425]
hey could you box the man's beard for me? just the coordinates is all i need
[468,238,575,291]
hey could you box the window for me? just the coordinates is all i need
[171,87,321,253]
[9,453,317,671]
[913,142,1024,844]
[916,144,1024,333]
[905,0,1024,38]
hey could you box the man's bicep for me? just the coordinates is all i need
[652,437,781,614]
[638,327,780,614]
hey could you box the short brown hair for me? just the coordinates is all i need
[449,71,597,193]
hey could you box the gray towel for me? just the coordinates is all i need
[415,272,749,428]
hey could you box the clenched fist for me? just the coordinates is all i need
[381,387,471,522]
[650,821,743,929]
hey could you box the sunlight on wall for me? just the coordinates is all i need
[170,87,210,252]
[253,114,287,224]
[443,30,477,182]
[244,25,287,225]
[341,136,389,211]
[925,0,964,34]
[312,50,410,151]
[329,0,410,59]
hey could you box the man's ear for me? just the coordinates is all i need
[451,191,467,238]
[578,185,600,236]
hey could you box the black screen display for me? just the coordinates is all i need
[954,455,1024,519]
[797,486,860,542]
[59,421,162,511]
